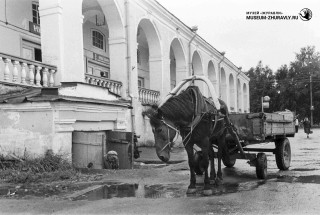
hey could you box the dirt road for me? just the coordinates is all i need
[0,128,320,214]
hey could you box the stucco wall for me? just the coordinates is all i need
[0,102,58,157]
[0,100,129,158]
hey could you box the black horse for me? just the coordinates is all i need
[144,86,233,196]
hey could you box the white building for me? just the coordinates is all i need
[0,0,250,167]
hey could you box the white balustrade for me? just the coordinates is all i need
[85,74,122,96]
[49,69,55,87]
[35,66,42,86]
[0,53,57,88]
[42,68,48,87]
[4,58,10,81]
[21,63,27,84]
[138,87,160,105]
[29,65,35,85]
[12,60,19,82]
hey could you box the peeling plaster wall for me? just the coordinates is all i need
[0,103,61,158]
[0,100,128,158]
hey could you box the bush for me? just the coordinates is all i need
[0,150,80,183]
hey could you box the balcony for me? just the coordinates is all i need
[138,87,160,105]
[85,74,122,96]
[0,53,57,88]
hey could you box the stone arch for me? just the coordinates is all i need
[192,51,203,75]
[170,38,187,90]
[82,0,126,92]
[137,18,162,91]
[192,51,204,93]
[208,61,217,93]
[220,67,227,103]
[243,83,248,113]
[229,73,235,112]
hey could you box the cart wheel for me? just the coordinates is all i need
[222,152,236,168]
[275,138,291,170]
[256,153,267,179]
[194,151,204,175]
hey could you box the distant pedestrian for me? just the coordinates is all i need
[295,118,299,133]
[303,117,312,138]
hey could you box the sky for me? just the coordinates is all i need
[156,0,320,72]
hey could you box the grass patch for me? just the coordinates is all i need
[0,150,80,183]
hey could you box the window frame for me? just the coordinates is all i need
[92,29,105,50]
[32,2,40,25]
[138,76,145,88]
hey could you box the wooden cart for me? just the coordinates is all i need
[163,75,294,179]
[220,111,295,179]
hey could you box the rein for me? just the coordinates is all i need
[158,119,180,153]
[159,112,207,153]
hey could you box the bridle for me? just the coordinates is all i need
[158,111,224,154]
[158,119,180,153]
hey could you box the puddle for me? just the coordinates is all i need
[296,175,320,184]
[291,168,319,172]
[71,180,266,201]
[276,175,320,184]
[0,186,63,198]
[72,183,185,201]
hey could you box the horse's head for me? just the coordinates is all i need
[143,106,178,163]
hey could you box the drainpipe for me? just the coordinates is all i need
[218,52,225,98]
[236,67,242,113]
[125,0,135,169]
[188,26,198,76]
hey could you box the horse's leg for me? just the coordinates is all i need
[200,137,212,196]
[185,144,197,194]
[209,143,216,183]
[216,135,225,185]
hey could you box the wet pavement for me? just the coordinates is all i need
[0,128,320,214]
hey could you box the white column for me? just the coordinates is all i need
[109,37,128,98]
[39,0,84,85]
[149,57,163,95]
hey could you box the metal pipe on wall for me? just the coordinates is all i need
[218,52,225,98]
[125,0,135,169]
[188,26,198,76]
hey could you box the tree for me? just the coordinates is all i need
[246,46,320,124]
[289,46,320,124]
[245,61,277,113]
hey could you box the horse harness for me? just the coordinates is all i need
[159,87,225,153]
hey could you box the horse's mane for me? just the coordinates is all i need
[144,86,205,127]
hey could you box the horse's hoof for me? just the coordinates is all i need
[186,188,197,194]
[203,189,212,196]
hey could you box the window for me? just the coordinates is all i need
[87,67,93,75]
[99,70,109,79]
[22,39,42,62]
[138,77,144,88]
[92,30,104,50]
[86,60,110,79]
[32,2,40,25]
[137,49,141,64]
